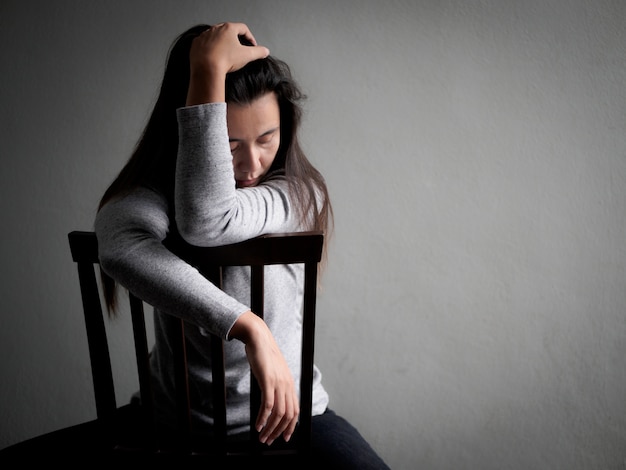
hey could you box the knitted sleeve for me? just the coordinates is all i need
[174,103,300,247]
[94,186,248,340]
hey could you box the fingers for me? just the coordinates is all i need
[202,22,270,67]
[256,385,300,445]
[227,22,271,63]
[279,394,299,443]
[255,392,273,434]
[220,21,258,46]
[238,314,299,446]
[207,22,256,45]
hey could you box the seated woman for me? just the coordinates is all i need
[95,22,389,469]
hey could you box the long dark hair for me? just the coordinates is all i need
[98,24,333,312]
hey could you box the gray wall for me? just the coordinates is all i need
[1,1,625,468]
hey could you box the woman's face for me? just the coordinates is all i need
[227,92,280,188]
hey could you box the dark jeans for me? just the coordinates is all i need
[310,408,391,469]
[1,405,390,469]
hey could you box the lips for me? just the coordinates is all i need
[236,178,259,188]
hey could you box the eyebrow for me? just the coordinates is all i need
[229,127,279,142]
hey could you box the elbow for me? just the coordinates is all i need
[176,223,202,246]
[174,191,239,247]
[97,246,126,280]
[175,217,223,247]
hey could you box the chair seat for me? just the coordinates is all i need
[0,404,139,458]
[1,403,305,467]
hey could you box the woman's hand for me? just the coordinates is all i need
[186,22,270,105]
[229,310,300,445]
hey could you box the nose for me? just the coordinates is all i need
[234,144,262,174]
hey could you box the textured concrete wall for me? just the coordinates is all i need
[1,1,625,468]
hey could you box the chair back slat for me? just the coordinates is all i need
[249,264,264,451]
[298,259,319,454]
[71,233,116,421]
[204,265,228,454]
[129,294,153,415]
[210,331,228,454]
[171,317,192,450]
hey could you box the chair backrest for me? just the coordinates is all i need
[67,230,324,460]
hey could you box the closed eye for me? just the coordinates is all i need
[257,131,276,145]
[228,126,279,152]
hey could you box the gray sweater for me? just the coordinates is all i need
[95,102,329,435]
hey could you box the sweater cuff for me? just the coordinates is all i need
[176,102,227,130]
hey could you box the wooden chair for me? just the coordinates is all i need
[1,230,323,464]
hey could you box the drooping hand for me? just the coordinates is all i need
[186,22,270,105]
[229,310,299,445]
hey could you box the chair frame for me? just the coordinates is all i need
[67,230,324,459]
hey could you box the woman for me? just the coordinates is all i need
[95,22,389,468]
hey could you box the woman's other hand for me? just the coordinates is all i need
[229,310,300,445]
[186,22,270,105]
